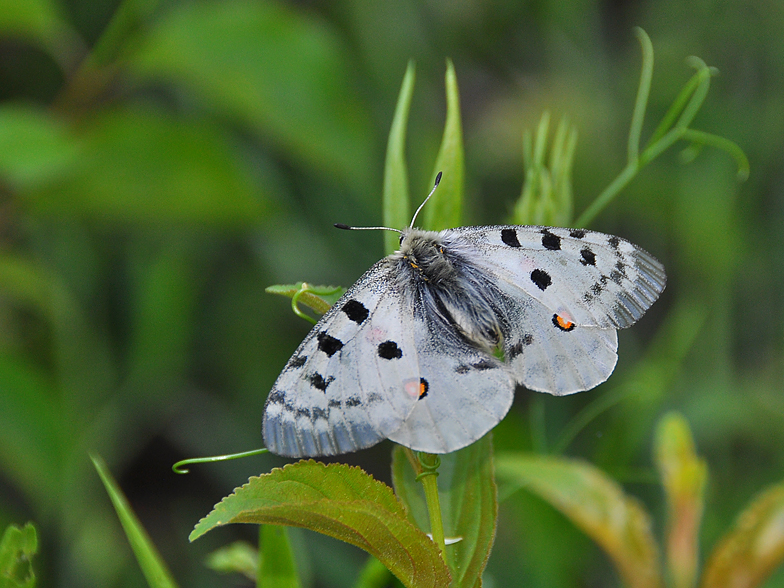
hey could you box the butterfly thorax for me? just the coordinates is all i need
[391,228,505,352]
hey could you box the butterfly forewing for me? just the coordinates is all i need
[449,225,666,330]
[263,263,421,457]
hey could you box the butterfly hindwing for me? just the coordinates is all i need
[263,262,422,457]
[385,299,516,453]
[493,287,619,395]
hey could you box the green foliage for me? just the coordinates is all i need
[91,456,179,588]
[0,0,780,587]
[191,461,450,587]
[496,413,784,588]
[0,522,37,588]
[392,438,497,587]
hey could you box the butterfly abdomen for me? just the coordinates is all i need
[394,229,506,351]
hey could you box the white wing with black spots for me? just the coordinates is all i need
[385,292,516,453]
[449,225,666,330]
[263,262,422,457]
[263,221,666,457]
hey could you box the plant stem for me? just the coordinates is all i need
[404,448,447,563]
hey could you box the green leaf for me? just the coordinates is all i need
[382,60,416,255]
[191,460,451,588]
[495,454,662,588]
[392,435,497,588]
[91,455,179,588]
[0,522,37,588]
[512,113,577,226]
[259,526,301,588]
[0,354,61,509]
[204,541,257,581]
[701,483,784,588]
[654,413,707,588]
[421,59,464,232]
[0,0,79,66]
[0,104,80,191]
[125,0,374,192]
[23,107,265,224]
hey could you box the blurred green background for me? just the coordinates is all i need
[0,0,781,586]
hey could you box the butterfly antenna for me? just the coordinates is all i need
[334,223,402,234]
[409,171,442,229]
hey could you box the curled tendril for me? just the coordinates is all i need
[172,448,269,474]
[291,283,319,325]
[415,452,441,481]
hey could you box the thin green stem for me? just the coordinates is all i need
[680,129,750,180]
[675,61,713,130]
[403,448,447,562]
[628,28,654,163]
[172,448,269,474]
[417,453,447,562]
[574,162,638,227]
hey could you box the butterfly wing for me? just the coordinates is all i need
[385,293,516,453]
[450,225,666,329]
[441,225,665,395]
[263,262,423,457]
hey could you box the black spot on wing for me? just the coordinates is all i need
[289,355,307,368]
[570,229,586,238]
[580,248,596,266]
[308,372,334,392]
[344,396,361,407]
[455,359,498,373]
[530,269,552,291]
[508,334,533,359]
[541,229,561,250]
[317,331,344,357]
[342,299,369,324]
[378,340,403,360]
[266,388,285,404]
[501,228,521,248]
[608,236,620,249]
[472,359,496,371]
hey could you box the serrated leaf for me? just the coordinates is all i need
[495,454,662,588]
[23,107,265,225]
[125,0,374,192]
[382,60,415,255]
[265,283,346,316]
[91,455,179,588]
[191,461,450,588]
[654,413,706,588]
[701,483,784,588]
[421,59,464,232]
[392,435,497,588]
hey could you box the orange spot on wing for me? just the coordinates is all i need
[553,314,576,331]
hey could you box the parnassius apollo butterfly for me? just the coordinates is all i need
[263,174,666,457]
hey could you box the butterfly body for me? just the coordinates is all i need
[263,224,665,457]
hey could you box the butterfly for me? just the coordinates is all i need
[263,174,666,457]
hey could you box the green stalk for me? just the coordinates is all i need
[403,448,447,563]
